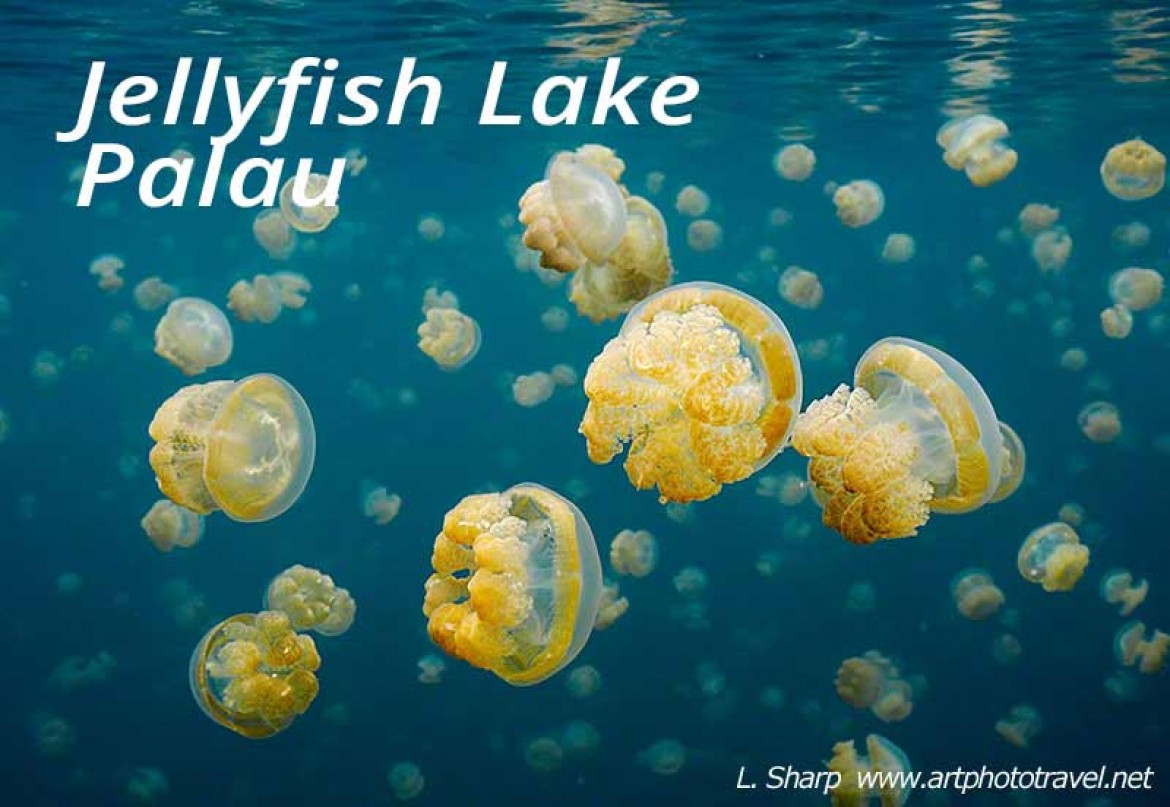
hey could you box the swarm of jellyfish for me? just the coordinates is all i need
[1017,522,1090,592]
[936,114,1018,187]
[1100,138,1165,201]
[153,297,234,376]
[826,734,911,807]
[265,564,356,636]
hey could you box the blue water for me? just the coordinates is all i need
[2,1,1169,804]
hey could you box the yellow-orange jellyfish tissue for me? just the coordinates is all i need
[1109,267,1163,311]
[148,374,316,522]
[779,266,824,309]
[833,180,885,227]
[265,564,356,636]
[951,569,1005,620]
[834,651,914,723]
[1017,522,1089,592]
[1078,401,1121,444]
[827,734,911,807]
[881,234,916,264]
[134,277,179,312]
[1115,621,1170,674]
[774,143,816,182]
[1100,138,1165,201]
[609,529,658,578]
[421,483,602,686]
[674,184,710,217]
[1101,570,1148,617]
[936,114,1018,187]
[995,704,1042,748]
[141,499,205,552]
[154,297,234,376]
[989,422,1026,503]
[279,175,339,233]
[1100,304,1134,339]
[252,209,297,259]
[417,307,481,370]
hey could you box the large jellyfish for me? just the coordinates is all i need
[421,483,602,686]
[936,114,1018,187]
[826,734,911,807]
[153,297,234,376]
[279,175,339,233]
[1100,138,1165,201]
[792,338,1005,544]
[265,565,356,636]
[141,499,205,553]
[1101,570,1148,616]
[1115,622,1170,674]
[952,569,1005,620]
[1017,522,1089,592]
[580,282,803,504]
[148,374,316,522]
[834,652,914,723]
[833,180,885,228]
[189,610,320,738]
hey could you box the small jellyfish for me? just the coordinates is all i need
[580,282,803,504]
[417,307,481,370]
[760,686,786,711]
[1101,570,1148,616]
[512,372,556,407]
[1031,228,1073,275]
[362,484,402,526]
[639,739,687,775]
[609,528,658,577]
[675,184,710,217]
[31,349,65,386]
[422,483,602,685]
[1100,138,1165,201]
[594,580,629,630]
[344,147,367,177]
[1058,502,1086,527]
[417,215,445,242]
[991,633,1022,665]
[1017,522,1090,592]
[833,180,885,228]
[936,114,1018,187]
[673,566,708,599]
[541,306,570,333]
[279,174,339,233]
[773,143,816,182]
[189,610,321,738]
[1105,669,1141,703]
[30,712,76,757]
[566,664,602,698]
[1018,203,1060,237]
[1100,304,1134,339]
[1078,401,1122,444]
[995,704,1042,748]
[387,762,425,802]
[525,737,564,773]
[417,654,446,684]
[90,254,125,292]
[134,277,178,312]
[551,364,577,387]
[756,472,809,506]
[1059,348,1088,372]
[845,582,876,613]
[56,572,83,595]
[951,569,1005,620]
[881,234,916,265]
[561,720,601,760]
[154,297,234,376]
[227,275,283,323]
[148,374,316,522]
[834,652,914,723]
[265,564,356,636]
[253,209,297,259]
[126,767,169,804]
[686,219,723,252]
[827,734,911,807]
[141,499,205,553]
[1109,267,1163,311]
[1111,221,1151,251]
[1115,621,1170,674]
[793,337,1006,544]
[778,265,824,309]
[989,422,1026,503]
[645,171,666,195]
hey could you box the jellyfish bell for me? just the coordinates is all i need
[148,373,316,522]
[1101,570,1148,617]
[827,734,911,807]
[936,114,1018,187]
[264,564,356,636]
[153,297,234,376]
[832,180,885,227]
[279,174,339,233]
[1017,522,1089,592]
[1100,138,1165,201]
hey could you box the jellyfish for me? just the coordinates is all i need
[645,171,666,195]
[1109,267,1164,311]
[421,483,602,685]
[56,572,82,595]
[845,582,876,613]
[936,114,1018,187]
[524,737,564,773]
[90,254,125,292]
[756,472,809,506]
[834,652,914,723]
[567,665,602,698]
[1105,670,1141,703]
[1112,221,1151,251]
[991,633,1022,665]
[1031,228,1073,274]
[1017,522,1089,592]
[550,364,577,388]
[989,422,1026,503]
[881,234,916,265]
[252,209,297,259]
[951,569,1005,620]
[153,297,233,376]
[792,337,1005,544]
[1115,621,1170,674]
[49,652,116,692]
[344,147,367,176]
[387,762,425,801]
[686,219,723,251]
[189,610,321,738]
[362,484,402,526]
[580,282,803,503]
[519,145,628,273]
[1100,138,1165,201]
[826,734,910,807]
[609,528,658,577]
[1018,203,1060,237]
[1058,502,1086,527]
[417,215,445,242]
[673,566,708,599]
[134,277,179,312]
[126,768,169,804]
[541,306,570,333]
[265,564,356,636]
[141,499,205,553]
[417,654,446,684]
[1059,348,1088,372]
[148,374,316,522]
[279,174,339,233]
[512,372,556,407]
[675,184,710,217]
[995,704,1042,748]
[417,307,481,370]
[561,720,601,760]
[778,265,824,309]
[1100,304,1134,339]
[639,739,687,775]
[1078,401,1121,444]
[30,712,76,757]
[774,143,816,182]
[594,580,629,630]
[833,180,884,228]
[227,275,283,323]
[1100,570,1148,617]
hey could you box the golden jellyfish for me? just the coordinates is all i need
[1059,347,1088,372]
[827,734,911,807]
[89,254,125,292]
[951,569,1005,620]
[189,609,321,739]
[833,180,885,228]
[1101,570,1148,616]
[518,145,628,273]
[1100,304,1134,339]
[880,234,916,265]
[272,271,311,310]
[1017,522,1090,592]
[141,499,205,553]
[512,371,556,407]
[936,114,1018,186]
[417,653,445,684]
[778,265,824,310]
[49,652,116,692]
[1115,621,1170,674]
[834,652,914,723]
[594,580,628,630]
[133,276,178,312]
[1109,267,1163,311]
[792,337,1005,544]
[561,720,601,761]
[524,737,564,773]
[551,364,577,387]
[362,484,402,526]
[773,143,816,182]
[674,184,710,217]
[645,171,666,195]
[756,472,809,506]
[995,704,1042,749]
[30,712,76,758]
[686,218,723,252]
[227,275,282,324]
[1018,203,1060,237]
[265,564,356,636]
[991,633,1022,665]
[417,307,481,370]
[148,373,316,522]
[1030,228,1073,275]
[279,174,339,233]
[639,739,687,776]
[153,297,234,376]
[1100,138,1165,201]
[673,565,708,598]
[989,422,1026,503]
[252,209,297,259]
[566,664,602,698]
[126,768,169,804]
[417,215,445,242]
[1058,502,1086,527]
[421,483,602,686]
[541,306,570,333]
[580,282,803,504]
[387,762,425,801]
[1112,221,1151,251]
[609,528,658,577]
[1078,401,1122,444]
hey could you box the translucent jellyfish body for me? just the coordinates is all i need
[387,761,425,801]
[134,277,178,311]
[252,209,296,259]
[1109,267,1164,311]
[279,174,339,233]
[639,739,687,775]
[141,499,205,553]
[1100,138,1165,201]
[989,422,1026,503]
[834,652,914,723]
[1100,304,1134,339]
[227,273,311,324]
[792,337,1004,544]
[1031,228,1073,275]
[774,143,816,182]
[512,372,556,407]
[1101,570,1148,616]
[89,254,125,292]
[154,297,234,376]
[778,265,824,309]
[609,528,658,577]
[421,483,602,686]
[362,484,402,525]
[675,184,710,217]
[580,282,803,504]
[1017,522,1089,592]
[1115,622,1170,674]
[995,704,1042,748]
[951,569,1005,620]
[519,146,628,273]
[936,114,1018,187]
[881,234,916,265]
[265,565,356,636]
[827,734,911,807]
[1079,401,1121,444]
[686,219,723,251]
[417,307,482,370]
[833,180,885,228]
[594,580,628,630]
[189,610,321,738]
[148,374,316,522]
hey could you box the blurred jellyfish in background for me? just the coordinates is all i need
[265,565,356,636]
[279,174,339,233]
[0,407,10,444]
[845,582,877,613]
[1105,669,1142,704]
[826,734,911,807]
[639,739,687,776]
[675,184,710,217]
[422,483,602,685]
[755,471,808,506]
[32,349,65,386]
[161,578,210,631]
[566,665,602,699]
[1115,622,1170,674]
[1059,347,1088,373]
[1058,502,1086,528]
[148,373,316,522]
[1079,401,1122,444]
[936,114,1018,186]
[362,482,402,526]
[189,610,321,738]
[1109,267,1163,311]
[561,720,601,761]
[1018,202,1060,238]
[645,171,665,195]
[1100,138,1165,201]
[153,297,233,376]
[56,572,82,595]
[952,570,1005,621]
[991,634,1022,665]
[417,288,481,371]
[989,422,1026,503]
[833,180,885,227]
[512,371,556,407]
[541,305,570,333]
[609,528,658,577]
[996,704,1043,748]
[778,265,824,309]
[387,761,425,802]
[133,276,178,312]
[417,654,446,685]
[686,219,723,252]
[1111,221,1150,252]
[30,712,76,757]
[1030,228,1073,275]
[834,652,915,723]
[1100,570,1148,616]
[594,580,629,630]
[49,651,116,693]
[140,499,205,553]
[252,209,297,259]
[673,566,708,599]
[89,254,125,292]
[1100,304,1134,340]
[125,767,169,804]
[1017,522,1090,592]
[881,233,916,265]
[417,214,445,242]
[793,337,1006,544]
[343,147,367,176]
[581,282,802,503]
[773,143,816,182]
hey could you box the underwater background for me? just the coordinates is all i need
[2,0,1170,804]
